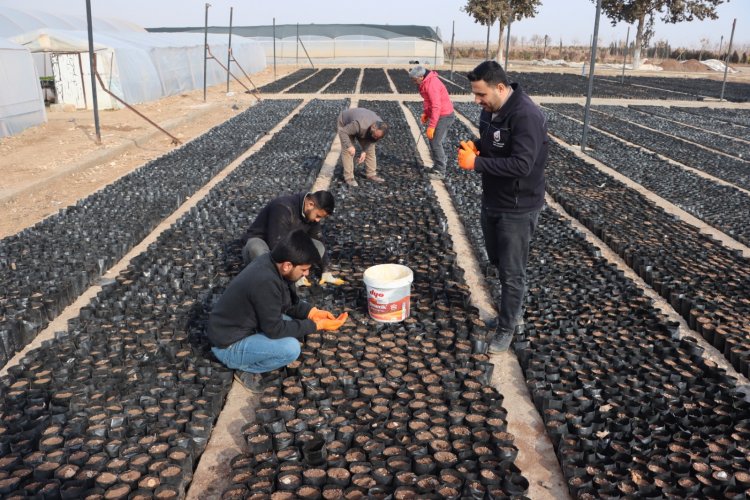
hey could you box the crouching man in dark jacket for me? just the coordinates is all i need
[243,190,344,286]
[208,230,348,392]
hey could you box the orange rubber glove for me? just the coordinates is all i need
[308,307,335,321]
[458,141,477,170]
[426,127,435,140]
[313,312,349,331]
[461,140,479,155]
[420,112,428,124]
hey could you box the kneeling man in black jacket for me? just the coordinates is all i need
[208,230,348,392]
[242,190,344,286]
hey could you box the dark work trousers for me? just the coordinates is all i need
[429,113,455,174]
[481,207,541,331]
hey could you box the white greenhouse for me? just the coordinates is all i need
[0,5,267,134]
[151,24,445,66]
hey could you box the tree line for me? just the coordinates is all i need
[463,0,729,69]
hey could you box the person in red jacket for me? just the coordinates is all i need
[409,65,455,180]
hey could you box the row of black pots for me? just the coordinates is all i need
[539,120,750,375]
[549,102,750,191]
[221,99,528,498]
[322,68,361,94]
[358,69,392,94]
[0,99,352,498]
[258,68,316,93]
[0,99,303,369]
[287,69,341,94]
[434,103,750,499]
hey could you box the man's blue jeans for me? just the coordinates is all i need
[211,316,301,374]
[429,113,455,174]
[481,208,541,332]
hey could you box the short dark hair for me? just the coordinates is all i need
[271,229,321,268]
[466,61,509,86]
[373,121,388,138]
[309,190,335,214]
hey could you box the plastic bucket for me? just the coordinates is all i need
[363,264,413,323]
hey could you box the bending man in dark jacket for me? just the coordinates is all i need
[208,230,348,392]
[458,60,548,353]
[243,190,343,286]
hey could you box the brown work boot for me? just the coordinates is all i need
[345,179,359,187]
[366,175,385,183]
[234,371,263,393]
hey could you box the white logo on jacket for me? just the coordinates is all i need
[492,130,505,148]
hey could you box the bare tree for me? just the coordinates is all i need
[462,0,543,62]
[594,0,726,69]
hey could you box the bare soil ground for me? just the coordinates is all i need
[0,66,282,237]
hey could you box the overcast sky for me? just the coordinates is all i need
[2,0,746,50]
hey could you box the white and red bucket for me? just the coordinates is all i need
[363,264,413,323]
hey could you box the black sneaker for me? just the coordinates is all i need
[234,371,263,393]
[489,328,514,353]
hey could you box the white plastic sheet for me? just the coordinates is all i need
[0,38,45,138]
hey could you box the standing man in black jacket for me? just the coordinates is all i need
[243,190,344,286]
[208,230,348,392]
[458,60,548,353]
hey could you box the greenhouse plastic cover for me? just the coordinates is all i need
[0,6,144,38]
[0,37,45,137]
[151,24,445,65]
[12,29,266,107]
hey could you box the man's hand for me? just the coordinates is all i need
[319,272,346,286]
[426,127,435,140]
[308,307,335,321]
[461,140,479,155]
[346,146,356,157]
[357,152,366,165]
[458,141,477,171]
[314,312,349,331]
[420,113,428,124]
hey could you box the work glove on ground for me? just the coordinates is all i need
[313,312,349,331]
[426,127,435,140]
[420,112,428,124]
[458,141,478,170]
[295,276,312,287]
[308,307,336,321]
[319,272,346,286]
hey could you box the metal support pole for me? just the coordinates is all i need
[296,23,299,66]
[226,7,233,92]
[719,35,723,58]
[581,0,601,153]
[504,11,512,71]
[272,18,276,81]
[449,20,455,78]
[434,25,438,66]
[297,37,315,69]
[203,3,210,102]
[621,25,630,84]
[84,0,100,144]
[720,18,736,102]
